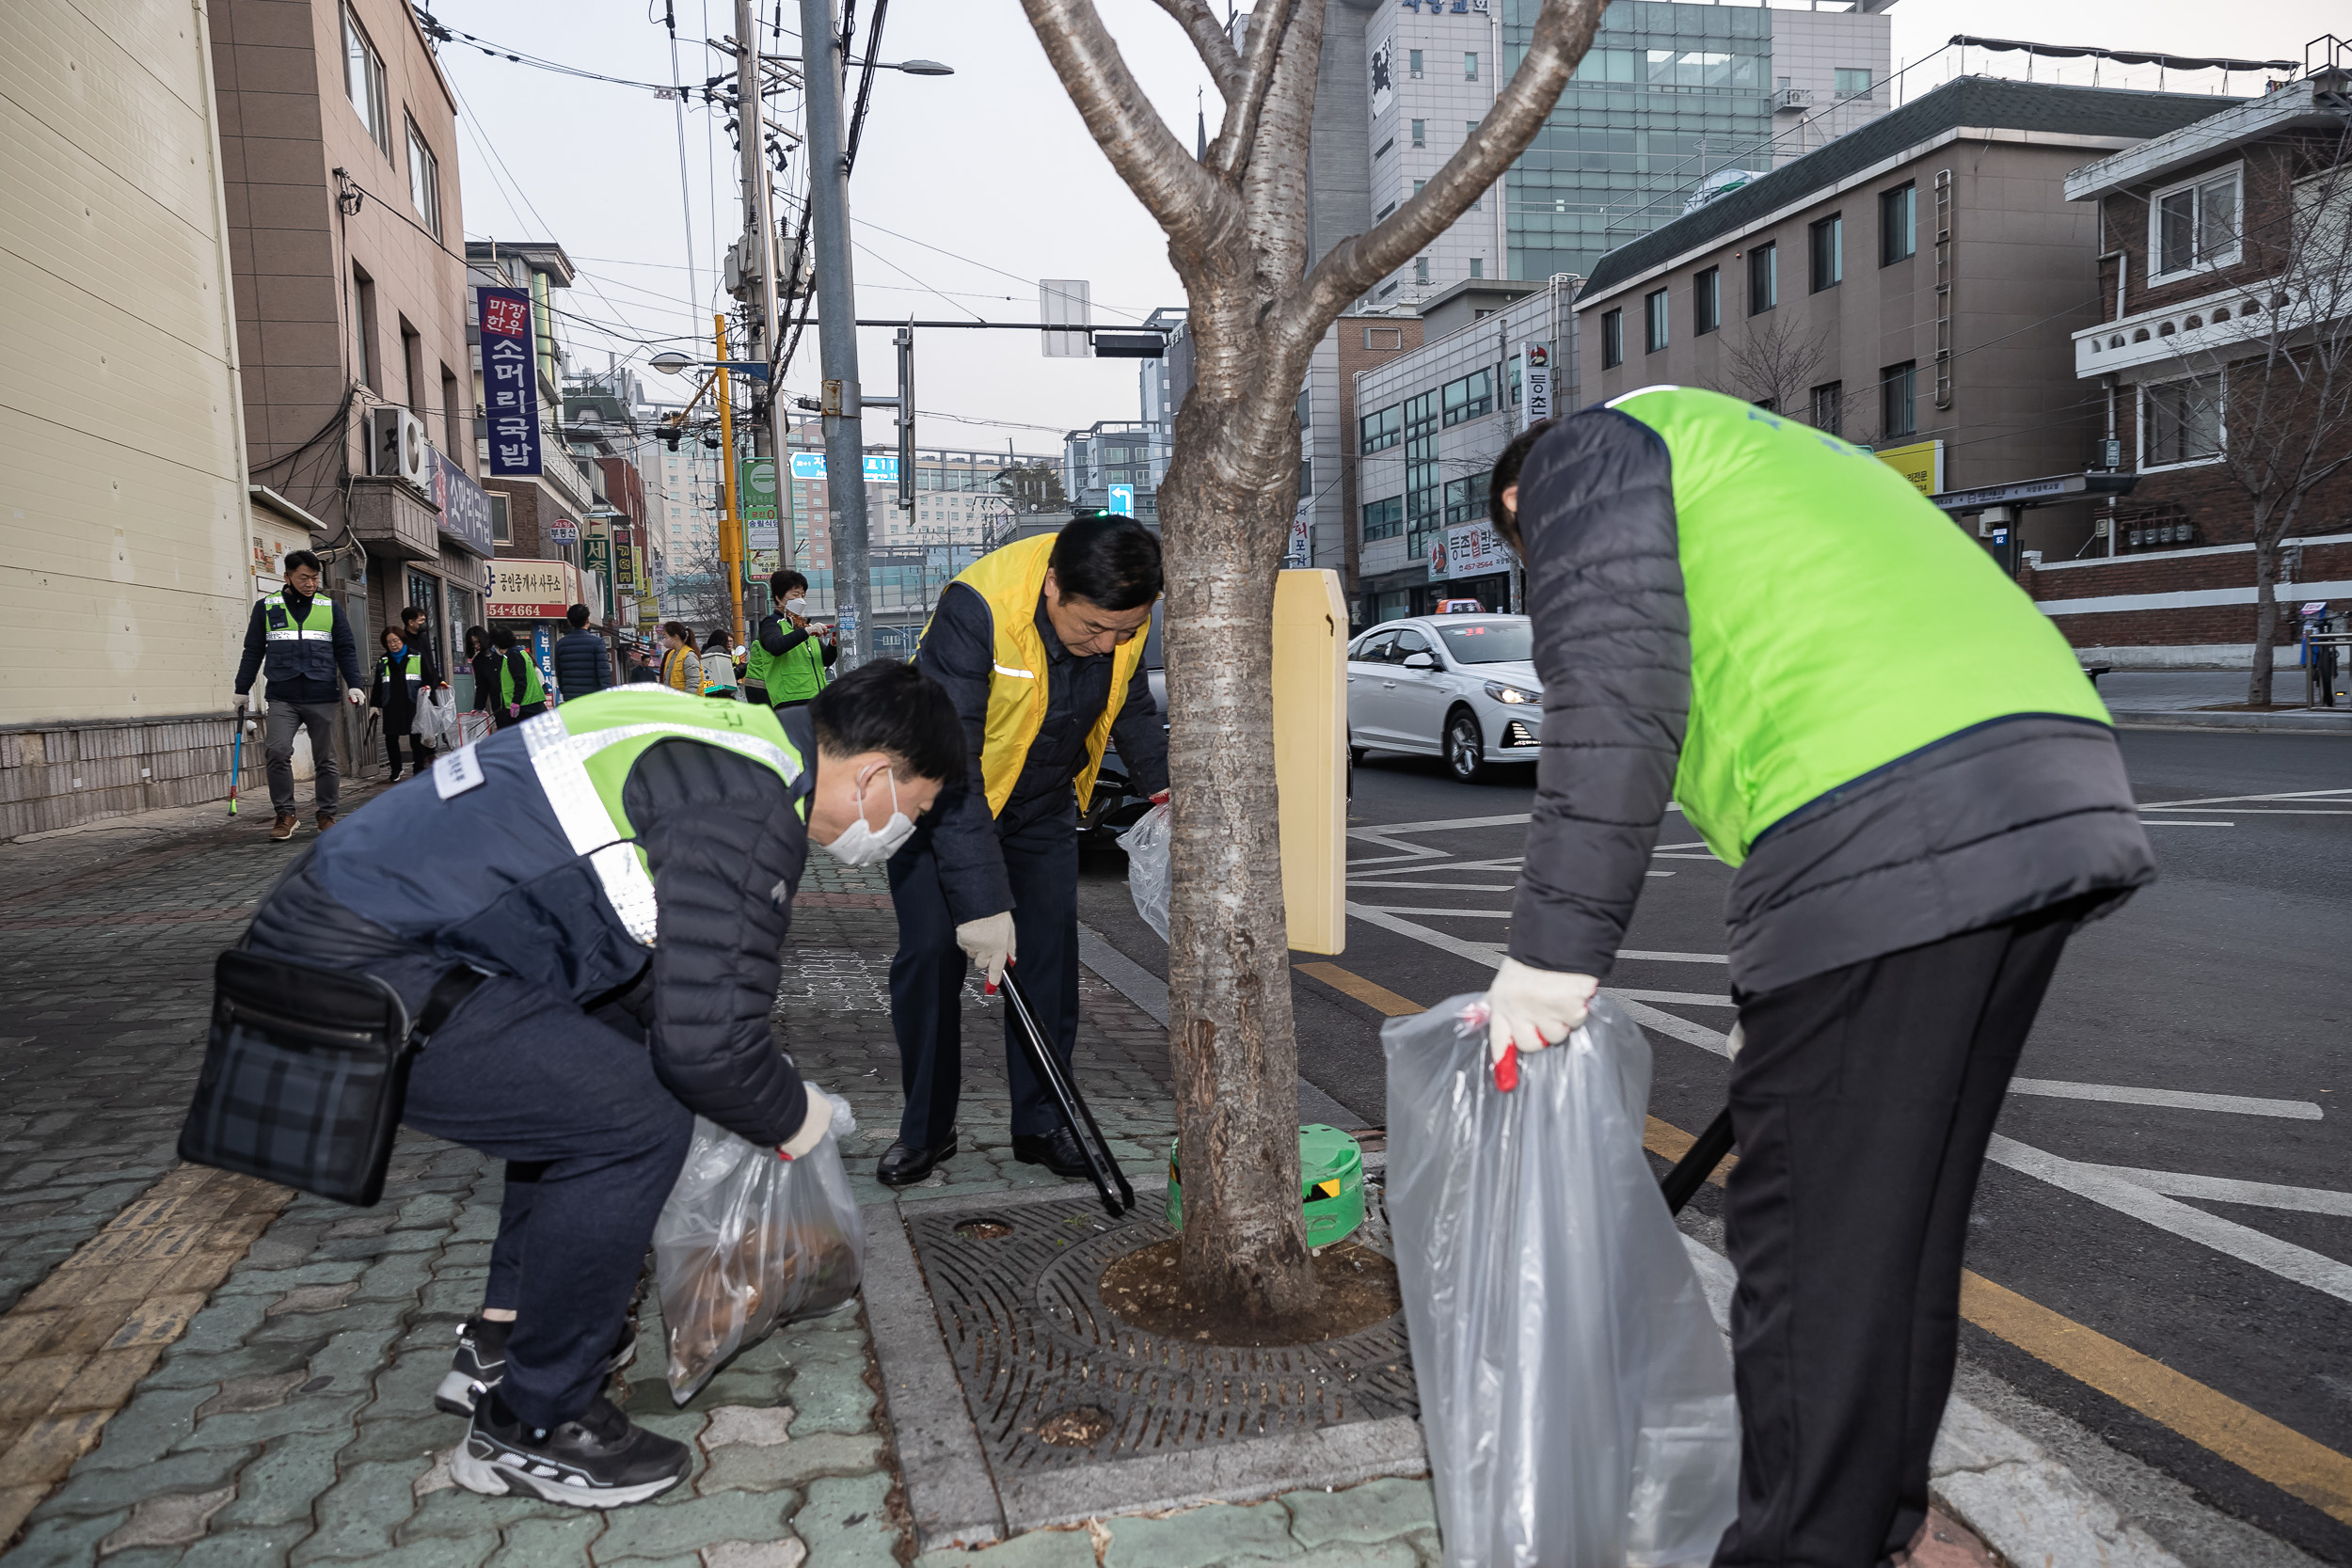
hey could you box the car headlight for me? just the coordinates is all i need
[1484,681,1540,705]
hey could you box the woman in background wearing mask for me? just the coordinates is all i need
[230,660,962,1510]
[746,569,837,709]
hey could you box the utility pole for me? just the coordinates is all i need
[733,0,795,629]
[800,0,869,666]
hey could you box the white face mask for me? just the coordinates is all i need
[819,764,915,866]
[784,596,809,616]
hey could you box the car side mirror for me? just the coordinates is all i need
[1401,652,1438,671]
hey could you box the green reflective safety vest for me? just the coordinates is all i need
[515,689,807,944]
[497,647,547,709]
[748,624,827,703]
[261,591,338,684]
[1606,386,2110,866]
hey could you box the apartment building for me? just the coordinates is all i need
[217,0,490,683]
[1575,78,2235,562]
[2032,65,2352,663]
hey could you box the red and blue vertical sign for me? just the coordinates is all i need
[479,288,541,477]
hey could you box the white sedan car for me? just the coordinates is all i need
[1345,614,1542,782]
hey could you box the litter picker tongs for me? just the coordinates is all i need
[999,967,1135,1219]
[1658,1105,1735,1216]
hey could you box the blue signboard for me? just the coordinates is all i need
[479,288,541,477]
[1107,483,1136,517]
[786,452,899,482]
[432,447,495,557]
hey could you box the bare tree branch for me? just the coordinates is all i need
[1208,0,1301,182]
[1022,0,1236,246]
[1280,0,1605,335]
[1146,0,1240,99]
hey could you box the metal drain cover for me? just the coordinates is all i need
[905,1194,1419,1508]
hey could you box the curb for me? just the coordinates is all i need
[2109,707,2352,733]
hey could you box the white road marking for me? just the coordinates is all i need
[1612,989,1737,1007]
[2135,786,2352,809]
[1652,851,1727,859]
[1988,1134,2352,1308]
[1345,881,1519,892]
[2073,1164,2352,1218]
[1356,905,1515,916]
[1345,904,1505,966]
[2137,819,2234,827]
[2139,808,2352,816]
[1653,842,1708,851]
[2009,1079,2323,1120]
[1619,950,1730,964]
[1347,812,1533,837]
[1612,997,1736,1056]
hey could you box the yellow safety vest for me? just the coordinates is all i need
[926,534,1152,817]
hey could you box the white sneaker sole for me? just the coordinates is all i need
[449,1444,683,1509]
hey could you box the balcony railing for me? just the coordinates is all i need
[2073,276,2328,377]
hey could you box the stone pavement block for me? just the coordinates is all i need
[95,1483,235,1553]
[28,1442,251,1519]
[699,1406,796,1449]
[397,1479,550,1542]
[294,1457,438,1562]
[699,1540,806,1568]
[1286,1543,1418,1568]
[1102,1501,1302,1567]
[338,1407,455,1465]
[789,1472,897,1567]
[183,1390,370,1450]
[589,1485,798,1562]
[138,1339,311,1392]
[485,1512,609,1566]
[696,1432,885,1497]
[208,1432,342,1530]
[1279,1479,1438,1549]
[914,1526,1099,1568]
[6,1502,135,1567]
[70,1385,209,1470]
[177,1526,311,1568]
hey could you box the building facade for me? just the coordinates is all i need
[2030,68,2352,664]
[218,0,490,695]
[1,1,253,835]
[1574,79,2236,561]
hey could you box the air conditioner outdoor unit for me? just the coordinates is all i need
[1775,87,1813,110]
[368,405,431,487]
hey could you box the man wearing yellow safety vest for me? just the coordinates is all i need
[233,549,368,840]
[231,661,963,1507]
[877,515,1168,1187]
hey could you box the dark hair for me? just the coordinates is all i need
[702,629,731,655]
[811,661,967,784]
[491,626,518,650]
[401,604,427,624]
[661,620,692,645]
[283,549,322,576]
[380,626,404,649]
[566,603,591,628]
[1487,416,1561,552]
[464,626,489,657]
[770,569,808,597]
[1049,515,1162,611]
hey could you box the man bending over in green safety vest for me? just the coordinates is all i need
[1486,388,2155,1567]
[233,661,962,1508]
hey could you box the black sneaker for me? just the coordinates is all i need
[435,1317,638,1417]
[451,1393,688,1509]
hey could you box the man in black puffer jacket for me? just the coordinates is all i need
[234,664,961,1508]
[551,602,612,702]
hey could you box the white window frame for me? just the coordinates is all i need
[2147,164,2243,283]
[2138,374,2226,471]
[342,4,389,157]
[406,119,441,239]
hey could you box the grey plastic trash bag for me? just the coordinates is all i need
[1117,801,1171,942]
[1385,994,1738,1568]
[653,1097,865,1403]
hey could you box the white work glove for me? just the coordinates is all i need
[234,693,249,713]
[345,687,364,706]
[956,911,1017,992]
[1486,957,1599,1091]
[778,1085,841,1161]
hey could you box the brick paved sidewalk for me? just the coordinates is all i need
[0,798,1454,1567]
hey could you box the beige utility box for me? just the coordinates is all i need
[1272,569,1347,955]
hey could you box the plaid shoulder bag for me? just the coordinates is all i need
[179,951,486,1207]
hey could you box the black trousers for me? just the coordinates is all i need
[383,730,433,777]
[1713,898,2090,1568]
[887,808,1079,1148]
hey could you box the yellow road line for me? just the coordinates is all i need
[1299,958,2352,1527]
[1296,960,1423,1017]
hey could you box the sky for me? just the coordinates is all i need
[428,0,2344,452]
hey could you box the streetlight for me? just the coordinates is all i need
[850,57,953,74]
[647,351,767,380]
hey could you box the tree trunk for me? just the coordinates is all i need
[1159,362,1320,1320]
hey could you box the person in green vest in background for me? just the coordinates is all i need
[488,626,547,728]
[1483,388,2156,1568]
[747,569,836,709]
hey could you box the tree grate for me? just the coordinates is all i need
[904,1195,1418,1479]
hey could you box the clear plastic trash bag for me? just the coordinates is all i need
[413,689,459,747]
[1384,994,1739,1568]
[652,1096,865,1403]
[1117,801,1171,942]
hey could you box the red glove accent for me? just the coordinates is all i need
[1493,1042,1518,1093]
[1150,790,1169,805]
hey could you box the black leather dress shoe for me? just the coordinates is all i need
[1011,1128,1090,1179]
[876,1138,952,1187]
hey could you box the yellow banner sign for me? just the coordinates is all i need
[1876,440,1944,497]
